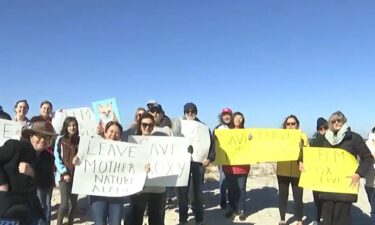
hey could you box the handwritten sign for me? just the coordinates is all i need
[180,120,211,163]
[299,147,358,194]
[52,107,97,136]
[214,128,302,165]
[0,119,22,146]
[129,135,191,187]
[72,136,148,197]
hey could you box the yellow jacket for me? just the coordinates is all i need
[276,132,309,177]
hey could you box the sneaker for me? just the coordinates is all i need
[225,210,238,219]
[238,211,246,221]
[311,221,319,225]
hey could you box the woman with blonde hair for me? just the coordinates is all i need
[319,111,373,225]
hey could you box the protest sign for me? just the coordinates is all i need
[52,107,97,137]
[180,120,211,163]
[214,128,303,165]
[0,119,22,146]
[299,147,358,194]
[129,135,191,187]
[92,98,121,131]
[72,136,148,197]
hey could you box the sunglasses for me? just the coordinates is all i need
[141,122,154,128]
[33,133,52,142]
[319,126,328,131]
[286,122,296,126]
[185,110,196,114]
[331,119,342,124]
[150,109,161,114]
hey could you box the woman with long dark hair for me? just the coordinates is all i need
[54,117,80,225]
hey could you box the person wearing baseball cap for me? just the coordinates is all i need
[0,116,57,225]
[146,100,172,129]
[214,107,234,210]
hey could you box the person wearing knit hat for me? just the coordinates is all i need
[316,117,328,135]
[176,102,216,225]
[0,116,56,225]
[309,117,329,224]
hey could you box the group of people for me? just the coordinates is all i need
[0,99,375,225]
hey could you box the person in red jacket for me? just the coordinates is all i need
[222,111,250,221]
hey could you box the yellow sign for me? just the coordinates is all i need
[214,128,303,165]
[299,147,358,194]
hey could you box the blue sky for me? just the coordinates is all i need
[1,1,374,137]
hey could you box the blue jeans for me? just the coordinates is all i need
[225,173,248,212]
[365,186,375,223]
[37,187,53,225]
[90,196,124,225]
[219,167,228,207]
[177,162,205,224]
[128,192,166,225]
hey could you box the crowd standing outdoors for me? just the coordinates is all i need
[0,100,374,225]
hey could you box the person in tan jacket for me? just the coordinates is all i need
[276,115,308,225]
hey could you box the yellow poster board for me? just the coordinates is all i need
[299,147,358,194]
[214,128,303,165]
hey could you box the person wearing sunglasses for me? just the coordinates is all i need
[0,116,57,225]
[309,117,329,225]
[175,102,216,225]
[276,115,308,225]
[365,126,375,224]
[127,112,167,225]
[319,111,373,225]
[121,107,146,142]
[147,100,172,129]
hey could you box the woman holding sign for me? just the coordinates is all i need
[222,111,250,221]
[88,121,125,225]
[319,111,373,225]
[276,115,308,225]
[128,112,166,225]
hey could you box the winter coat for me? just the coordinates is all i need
[319,129,373,202]
[0,139,43,219]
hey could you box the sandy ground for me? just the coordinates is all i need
[50,165,371,225]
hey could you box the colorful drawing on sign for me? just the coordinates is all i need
[92,98,121,131]
[214,128,303,165]
[299,147,358,194]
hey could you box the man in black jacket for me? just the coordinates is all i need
[0,117,56,225]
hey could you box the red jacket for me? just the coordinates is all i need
[222,165,250,175]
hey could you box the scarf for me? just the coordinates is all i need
[325,123,350,146]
